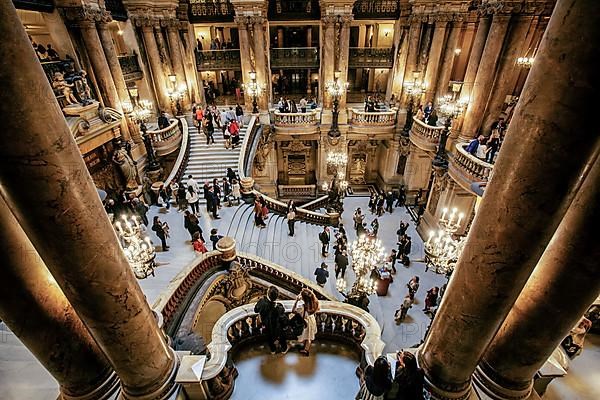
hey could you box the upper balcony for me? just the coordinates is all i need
[268,0,321,21]
[195,49,241,71]
[353,0,402,20]
[270,47,319,69]
[449,143,494,194]
[409,117,445,152]
[349,108,397,135]
[188,0,235,23]
[272,109,320,135]
[118,53,143,82]
[149,119,183,157]
[349,47,394,69]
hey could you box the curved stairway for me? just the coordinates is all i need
[183,116,246,205]
[226,204,346,300]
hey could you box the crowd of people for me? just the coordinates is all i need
[465,117,508,163]
[356,352,424,400]
[276,96,317,113]
[192,103,244,148]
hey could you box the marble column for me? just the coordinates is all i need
[435,21,462,101]
[423,20,448,103]
[167,22,190,108]
[481,16,534,133]
[140,24,172,112]
[419,0,600,395]
[0,8,178,398]
[386,20,409,102]
[460,14,510,140]
[338,14,352,108]
[460,17,491,104]
[235,17,254,110]
[181,24,205,105]
[97,21,141,144]
[251,16,270,111]
[321,16,336,108]
[477,150,600,399]
[0,195,118,400]
[277,27,284,47]
[401,19,422,101]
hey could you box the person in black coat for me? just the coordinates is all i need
[319,227,330,257]
[356,356,392,399]
[389,351,424,400]
[254,286,287,354]
[334,251,349,279]
[183,210,203,241]
[385,192,394,213]
[395,185,406,207]
[209,228,223,250]
[152,216,169,251]
[207,188,220,219]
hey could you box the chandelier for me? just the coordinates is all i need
[122,98,153,124]
[337,235,385,296]
[438,82,467,120]
[326,71,349,98]
[327,151,348,168]
[114,214,156,279]
[424,207,465,275]
[516,56,534,68]
[403,71,427,96]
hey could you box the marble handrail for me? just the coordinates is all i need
[273,110,318,126]
[149,119,180,142]
[202,300,386,381]
[301,195,329,211]
[350,109,397,126]
[451,142,494,182]
[277,184,317,198]
[410,117,444,145]
[163,117,190,188]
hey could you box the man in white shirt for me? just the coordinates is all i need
[186,174,199,192]
[299,97,307,113]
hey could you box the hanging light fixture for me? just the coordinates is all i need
[424,207,465,275]
[344,235,385,297]
[114,214,156,279]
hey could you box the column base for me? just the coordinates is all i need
[417,349,475,400]
[118,349,180,400]
[61,370,120,400]
[472,364,533,400]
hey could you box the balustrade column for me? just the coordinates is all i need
[0,8,178,398]
[460,14,510,140]
[401,19,422,101]
[435,21,463,101]
[251,16,270,111]
[423,20,448,103]
[481,16,534,133]
[419,0,600,396]
[0,195,117,400]
[97,21,141,144]
[386,21,409,102]
[460,17,491,105]
[167,22,190,108]
[235,17,254,110]
[139,24,172,112]
[338,14,353,108]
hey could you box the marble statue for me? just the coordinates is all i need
[73,70,92,105]
[112,143,138,191]
[52,71,78,105]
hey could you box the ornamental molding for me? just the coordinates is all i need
[475,0,555,16]
[59,5,112,25]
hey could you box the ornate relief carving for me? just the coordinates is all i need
[59,5,112,26]
[253,132,273,172]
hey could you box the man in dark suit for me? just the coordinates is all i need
[319,226,330,257]
[335,250,349,279]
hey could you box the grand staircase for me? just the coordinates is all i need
[183,116,246,205]
[225,204,346,300]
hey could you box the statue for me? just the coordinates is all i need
[52,72,78,105]
[112,142,138,191]
[253,134,272,172]
[73,70,92,105]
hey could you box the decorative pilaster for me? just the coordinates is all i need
[337,14,352,109]
[320,14,337,109]
[250,15,270,111]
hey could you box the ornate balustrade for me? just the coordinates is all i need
[348,47,394,68]
[448,143,494,194]
[349,109,397,135]
[270,47,319,68]
[164,117,190,188]
[180,300,384,399]
[409,117,445,152]
[148,119,182,156]
[272,110,319,135]
[195,49,241,71]
[189,0,235,22]
[301,195,329,211]
[353,0,401,20]
[277,184,317,199]
[238,117,339,226]
[118,53,142,81]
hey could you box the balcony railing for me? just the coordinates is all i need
[449,143,494,193]
[270,47,319,68]
[188,0,235,23]
[149,119,182,156]
[353,0,401,20]
[268,0,321,20]
[409,117,445,152]
[349,47,394,68]
[350,109,397,126]
[273,110,319,127]
[277,184,317,199]
[195,49,241,71]
[118,53,143,81]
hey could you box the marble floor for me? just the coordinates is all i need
[0,196,598,399]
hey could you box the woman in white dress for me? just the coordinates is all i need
[292,288,319,356]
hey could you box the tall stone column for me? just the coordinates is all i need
[167,21,190,108]
[97,21,141,144]
[0,6,178,398]
[181,24,205,105]
[321,15,336,108]
[460,17,491,103]
[0,195,118,400]
[386,20,409,102]
[235,16,254,110]
[423,20,448,103]
[338,14,352,108]
[460,14,510,140]
[481,16,534,132]
[139,23,171,112]
[435,21,463,101]
[476,149,600,399]
[251,16,270,111]
[401,18,423,101]
[418,0,600,396]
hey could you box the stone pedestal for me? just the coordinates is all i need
[240,177,255,194]
[216,236,237,262]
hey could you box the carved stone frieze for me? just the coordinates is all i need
[59,5,112,26]
[476,0,555,16]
